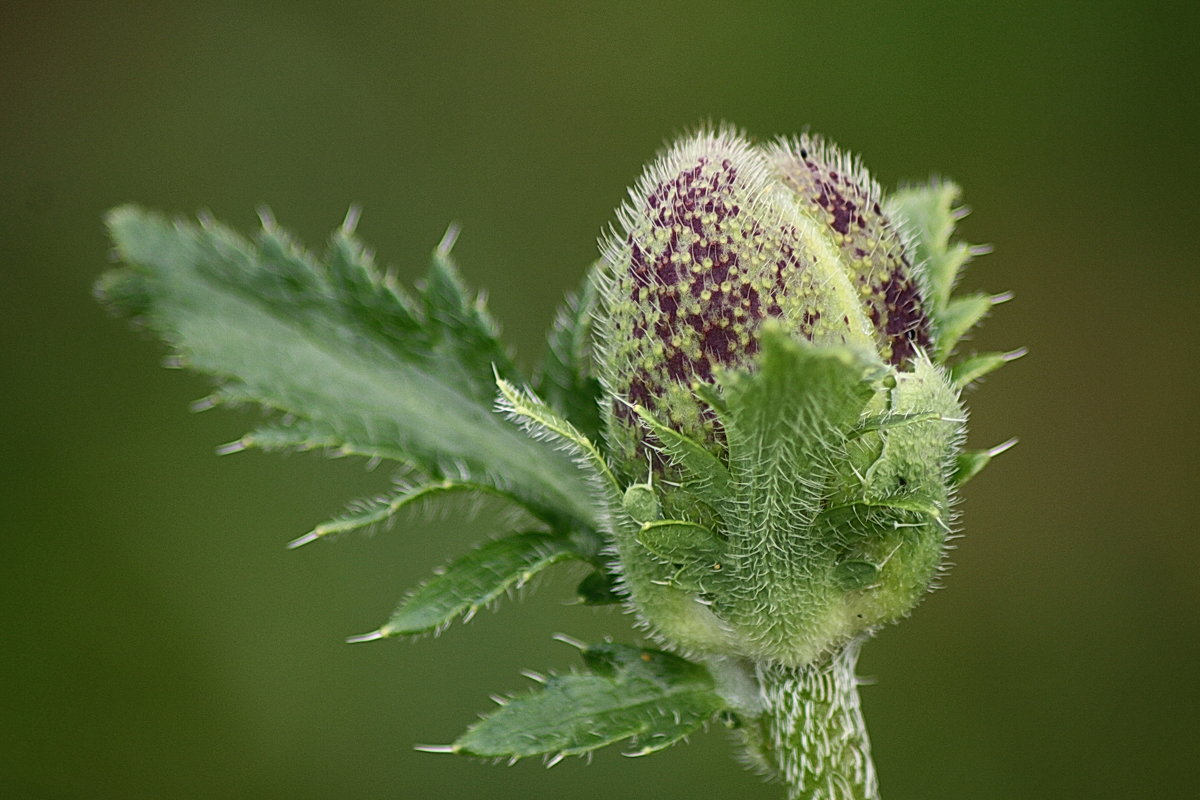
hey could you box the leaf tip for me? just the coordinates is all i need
[437,223,461,256]
[341,205,362,234]
[285,530,321,550]
[103,203,145,232]
[551,632,587,650]
[1003,346,1029,362]
[214,439,248,456]
[412,743,456,754]
[345,629,385,644]
[255,205,276,230]
[189,395,219,413]
[987,437,1019,457]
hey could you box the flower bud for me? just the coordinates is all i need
[597,129,931,474]
[594,128,965,666]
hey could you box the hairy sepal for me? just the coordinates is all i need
[613,329,964,666]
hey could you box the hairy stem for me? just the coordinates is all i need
[749,643,878,800]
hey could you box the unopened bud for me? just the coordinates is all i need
[597,129,930,473]
[593,128,971,666]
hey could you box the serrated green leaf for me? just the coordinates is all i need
[889,182,1019,379]
[935,292,995,361]
[890,180,974,314]
[535,272,604,443]
[219,416,411,462]
[953,438,1018,486]
[421,240,522,403]
[496,377,619,496]
[575,642,691,680]
[287,480,515,549]
[215,418,341,455]
[377,532,586,637]
[950,348,1027,388]
[98,207,596,528]
[453,643,726,759]
[953,450,993,487]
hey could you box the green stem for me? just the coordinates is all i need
[750,643,879,800]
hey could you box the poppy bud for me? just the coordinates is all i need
[594,128,966,666]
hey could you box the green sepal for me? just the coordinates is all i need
[631,404,732,505]
[610,329,893,664]
[718,327,876,503]
[636,520,723,563]
[622,484,661,523]
[451,643,727,759]
[97,207,595,528]
[368,532,589,638]
[535,271,604,443]
[832,560,880,591]
[578,642,694,679]
[950,348,1027,389]
[820,495,944,525]
[851,410,942,438]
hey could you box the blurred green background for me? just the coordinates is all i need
[3,1,1197,797]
